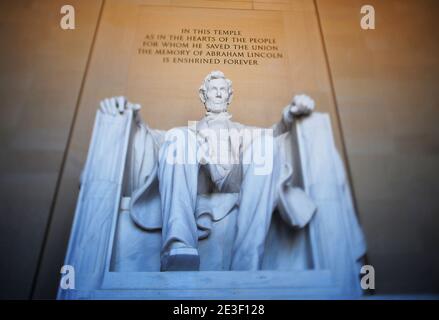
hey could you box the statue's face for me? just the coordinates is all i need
[205,78,229,113]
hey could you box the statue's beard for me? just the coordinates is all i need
[205,101,228,113]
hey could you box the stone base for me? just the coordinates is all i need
[59,270,360,300]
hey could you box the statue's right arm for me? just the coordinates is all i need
[96,96,165,191]
[99,96,165,136]
[99,96,141,121]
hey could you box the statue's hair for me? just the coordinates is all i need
[199,70,233,106]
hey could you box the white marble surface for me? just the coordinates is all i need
[59,72,366,299]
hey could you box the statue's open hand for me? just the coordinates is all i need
[289,94,315,116]
[99,96,141,116]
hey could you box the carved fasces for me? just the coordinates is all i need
[59,107,133,297]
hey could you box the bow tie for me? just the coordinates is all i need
[204,111,232,123]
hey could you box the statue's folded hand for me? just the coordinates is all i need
[99,96,141,116]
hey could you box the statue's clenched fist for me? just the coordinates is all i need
[289,94,315,116]
[99,96,141,116]
[282,94,315,124]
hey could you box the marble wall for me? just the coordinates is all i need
[0,0,437,298]
[318,0,439,293]
[0,0,103,299]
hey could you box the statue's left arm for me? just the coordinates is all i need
[271,94,315,136]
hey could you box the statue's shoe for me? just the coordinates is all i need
[160,247,200,271]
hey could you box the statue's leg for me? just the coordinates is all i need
[158,127,200,271]
[231,136,282,270]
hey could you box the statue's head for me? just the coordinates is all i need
[199,70,233,113]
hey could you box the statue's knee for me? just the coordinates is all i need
[162,128,186,150]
